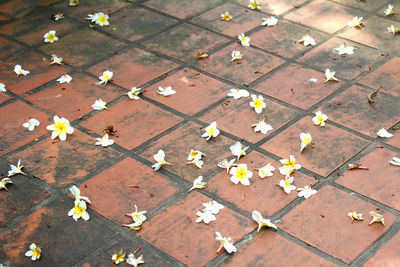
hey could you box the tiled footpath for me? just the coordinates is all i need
[0,0,400,266]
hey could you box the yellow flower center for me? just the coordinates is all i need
[284,179,291,187]
[103,74,110,80]
[98,16,106,24]
[317,115,324,124]
[251,3,258,8]
[48,34,55,41]
[253,99,262,108]
[223,14,231,20]
[54,121,67,133]
[241,36,247,42]
[303,137,310,145]
[32,248,40,258]
[208,127,214,135]
[235,168,248,180]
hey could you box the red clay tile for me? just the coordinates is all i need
[142,23,228,62]
[364,230,400,267]
[0,101,51,156]
[336,148,400,210]
[102,6,177,42]
[40,28,126,68]
[318,85,400,137]
[143,68,229,115]
[331,0,391,12]
[144,0,224,19]
[252,63,342,109]
[80,99,183,150]
[0,92,12,104]
[0,36,23,59]
[80,157,180,225]
[207,151,317,216]
[250,20,328,58]
[139,192,253,266]
[387,129,400,149]
[359,57,400,98]
[284,0,363,34]
[0,51,71,95]
[280,185,396,264]
[0,198,118,266]
[297,37,383,80]
[88,47,179,89]
[261,116,370,177]
[25,73,122,121]
[234,0,308,16]
[194,43,285,85]
[0,0,61,18]
[199,96,299,144]
[135,121,234,181]
[221,230,336,266]
[9,129,123,188]
[339,16,400,54]
[190,3,265,38]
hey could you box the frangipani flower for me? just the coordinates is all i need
[250,94,266,113]
[0,177,13,191]
[69,0,79,6]
[248,0,261,10]
[203,200,224,214]
[384,5,395,16]
[324,68,339,83]
[44,30,58,43]
[123,222,142,231]
[52,12,65,21]
[57,74,72,83]
[348,16,363,28]
[389,156,400,166]
[348,211,363,222]
[388,25,400,36]
[377,127,393,138]
[227,88,249,99]
[98,70,113,85]
[87,12,110,26]
[251,117,273,134]
[69,185,91,204]
[230,163,253,186]
[221,11,232,21]
[196,209,216,224]
[255,163,275,178]
[23,118,40,131]
[0,83,6,92]
[151,149,171,171]
[300,132,312,152]
[14,64,29,76]
[95,133,114,146]
[231,51,243,62]
[47,115,74,141]
[334,43,354,55]
[279,155,301,177]
[187,159,203,168]
[298,31,316,46]
[112,249,126,264]
[230,142,249,161]
[215,232,237,253]
[25,243,41,261]
[279,176,296,194]
[238,33,250,47]
[201,121,220,141]
[218,158,237,173]
[127,87,142,100]
[312,111,328,126]
[126,253,144,266]
[92,99,108,110]
[68,200,90,221]
[252,210,277,233]
[297,185,317,199]
[261,16,278,26]
[8,159,26,177]
[126,205,147,224]
[158,86,176,96]
[369,211,385,226]
[50,54,63,65]
[187,149,205,161]
[189,176,207,192]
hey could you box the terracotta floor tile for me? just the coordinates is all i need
[252,63,342,109]
[221,230,336,266]
[80,157,180,225]
[359,57,400,98]
[234,0,308,16]
[0,11,79,46]
[284,0,363,34]
[318,85,400,137]
[330,0,390,12]
[144,0,224,19]
[190,3,265,38]
[198,96,299,144]
[79,99,183,150]
[0,0,61,18]
[0,198,118,266]
[143,68,229,115]
[339,16,400,54]
[40,28,126,68]
[88,47,179,90]
[261,116,370,177]
[0,93,12,104]
[8,129,123,188]
[142,23,228,63]
[135,121,234,181]
[194,43,285,85]
[0,51,71,95]
[336,148,400,210]
[280,185,396,264]
[102,6,177,42]
[387,129,400,149]
[139,192,253,266]
[0,36,23,59]
[25,72,123,121]
[364,230,400,267]
[297,37,383,80]
[0,101,51,156]
[250,20,328,58]
[207,151,317,216]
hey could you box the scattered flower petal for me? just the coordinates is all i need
[230,141,249,161]
[252,210,277,233]
[201,121,220,141]
[279,155,301,177]
[369,211,385,226]
[309,78,318,83]
[324,68,339,83]
[227,88,249,99]
[261,16,278,26]
[123,222,142,231]
[312,111,328,126]
[44,30,58,43]
[8,159,26,177]
[23,118,40,132]
[251,119,273,134]
[238,33,250,47]
[189,176,207,192]
[221,11,232,21]
[348,16,363,28]
[0,177,13,191]
[158,86,176,96]
[196,209,216,224]
[389,156,400,166]
[300,132,312,152]
[215,232,237,253]
[126,205,147,224]
[112,249,126,265]
[348,211,363,222]
[151,149,171,171]
[14,64,29,77]
[68,200,90,221]
[46,115,74,141]
[25,243,41,261]
[95,133,114,146]
[279,176,296,194]
[52,12,65,21]
[334,43,354,55]
[92,99,108,110]
[69,0,79,6]
[126,253,144,266]
[388,25,400,36]
[0,83,6,92]
[249,94,266,113]
[57,74,72,83]
[298,31,316,46]
[297,185,317,199]
[203,200,224,215]
[127,87,142,100]
[255,163,275,178]
[231,51,243,62]
[50,54,63,65]
[248,0,261,10]
[218,158,237,173]
[187,159,204,168]
[384,4,395,16]
[377,127,393,138]
[230,163,253,186]
[69,185,91,204]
